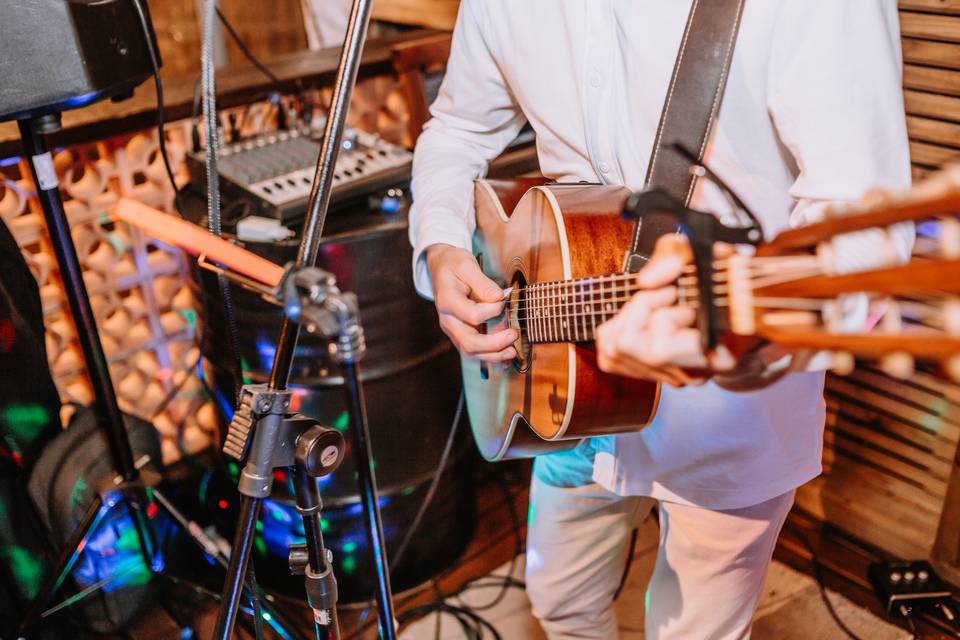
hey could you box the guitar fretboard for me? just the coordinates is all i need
[520,274,696,343]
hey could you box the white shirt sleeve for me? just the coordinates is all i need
[719,0,915,387]
[407,0,527,299]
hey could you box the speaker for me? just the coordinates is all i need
[0,0,158,122]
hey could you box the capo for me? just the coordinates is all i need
[622,149,763,350]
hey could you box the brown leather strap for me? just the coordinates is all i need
[626,0,745,272]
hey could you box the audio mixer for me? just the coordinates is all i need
[186,127,413,224]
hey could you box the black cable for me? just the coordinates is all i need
[391,390,464,570]
[247,563,266,640]
[398,602,502,640]
[803,536,867,640]
[189,8,285,156]
[451,468,523,613]
[353,390,465,637]
[215,9,283,85]
[131,0,186,219]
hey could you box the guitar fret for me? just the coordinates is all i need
[542,283,550,342]
[581,279,589,341]
[541,283,548,342]
[529,284,536,343]
[546,284,557,342]
[553,282,560,342]
[549,282,556,342]
[524,285,533,343]
[560,282,567,342]
[590,278,599,339]
[557,282,563,342]
[531,286,543,342]
[603,275,615,322]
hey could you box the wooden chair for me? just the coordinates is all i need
[390,31,540,176]
[390,32,452,146]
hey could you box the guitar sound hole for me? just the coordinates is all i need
[509,271,531,372]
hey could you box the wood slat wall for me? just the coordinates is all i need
[792,2,960,578]
[902,3,960,176]
[900,1,960,581]
[145,0,308,77]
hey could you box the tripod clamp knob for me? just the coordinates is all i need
[280,265,367,363]
[296,422,346,478]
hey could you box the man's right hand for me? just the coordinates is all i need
[426,244,518,363]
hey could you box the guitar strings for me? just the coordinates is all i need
[509,260,825,314]
[514,260,820,292]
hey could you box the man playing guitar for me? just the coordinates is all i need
[409,1,913,637]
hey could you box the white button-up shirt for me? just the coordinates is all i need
[409,0,912,509]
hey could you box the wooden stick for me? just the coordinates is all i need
[110,197,285,288]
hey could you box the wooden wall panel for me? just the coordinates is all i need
[901,0,960,13]
[145,0,307,77]
[795,1,960,575]
[907,0,960,567]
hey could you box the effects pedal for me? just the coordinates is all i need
[869,560,954,618]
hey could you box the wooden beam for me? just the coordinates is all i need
[905,88,960,122]
[903,37,960,69]
[373,0,460,30]
[905,63,960,97]
[900,0,960,15]
[901,10,960,42]
[908,114,960,146]
[0,30,439,158]
[911,139,960,165]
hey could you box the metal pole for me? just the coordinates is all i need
[213,494,260,639]
[17,116,139,481]
[214,0,376,636]
[17,495,105,636]
[343,361,395,639]
[16,114,156,572]
[269,0,373,389]
[293,468,340,640]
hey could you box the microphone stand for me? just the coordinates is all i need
[211,0,396,637]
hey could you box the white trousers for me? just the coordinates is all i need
[524,476,795,639]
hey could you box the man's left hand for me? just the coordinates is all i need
[595,235,736,386]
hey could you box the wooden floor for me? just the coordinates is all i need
[71,462,960,639]
[776,508,960,640]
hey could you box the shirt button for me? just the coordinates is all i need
[598,162,611,173]
[589,71,602,88]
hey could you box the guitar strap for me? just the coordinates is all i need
[625,0,746,272]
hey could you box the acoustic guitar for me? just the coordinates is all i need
[464,170,960,461]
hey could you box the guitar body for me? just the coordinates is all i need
[464,179,660,461]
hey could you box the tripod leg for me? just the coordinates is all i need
[292,468,340,640]
[16,115,157,567]
[213,495,262,640]
[151,488,308,640]
[342,361,395,640]
[18,494,105,636]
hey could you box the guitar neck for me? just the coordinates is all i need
[520,273,700,344]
